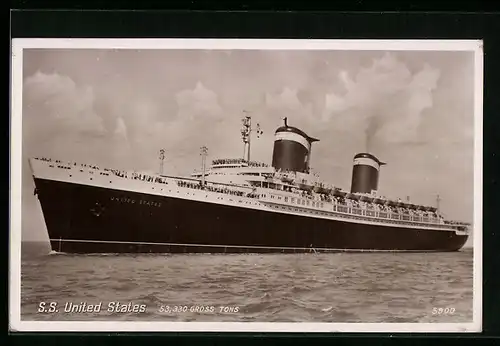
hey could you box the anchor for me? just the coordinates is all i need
[90,202,105,217]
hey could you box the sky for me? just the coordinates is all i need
[19,47,477,244]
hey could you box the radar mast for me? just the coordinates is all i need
[240,110,263,162]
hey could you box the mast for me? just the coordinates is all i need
[200,146,208,185]
[159,149,165,175]
[436,194,441,213]
[241,111,252,161]
[240,110,263,162]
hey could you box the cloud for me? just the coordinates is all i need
[262,87,320,133]
[323,53,441,152]
[23,71,103,135]
[175,81,222,119]
[22,72,106,162]
[24,71,92,115]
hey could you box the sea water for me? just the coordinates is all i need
[19,242,473,323]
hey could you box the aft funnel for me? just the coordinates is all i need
[350,153,386,194]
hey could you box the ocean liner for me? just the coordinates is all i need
[29,116,470,254]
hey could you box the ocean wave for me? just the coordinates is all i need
[20,243,474,323]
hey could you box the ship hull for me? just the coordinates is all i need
[33,178,469,254]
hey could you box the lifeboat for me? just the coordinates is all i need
[281,172,295,183]
[387,200,398,207]
[313,182,333,194]
[293,177,314,192]
[359,194,374,203]
[313,183,322,193]
[346,193,360,201]
[323,185,333,194]
[333,188,346,197]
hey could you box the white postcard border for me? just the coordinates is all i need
[9,38,484,333]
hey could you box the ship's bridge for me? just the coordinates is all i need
[210,158,269,169]
[191,157,275,186]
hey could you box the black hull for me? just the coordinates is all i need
[33,178,468,254]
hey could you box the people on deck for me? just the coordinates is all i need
[40,157,440,222]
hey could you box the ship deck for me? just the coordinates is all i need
[29,158,470,234]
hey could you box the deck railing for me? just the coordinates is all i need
[35,158,470,232]
[259,191,469,231]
